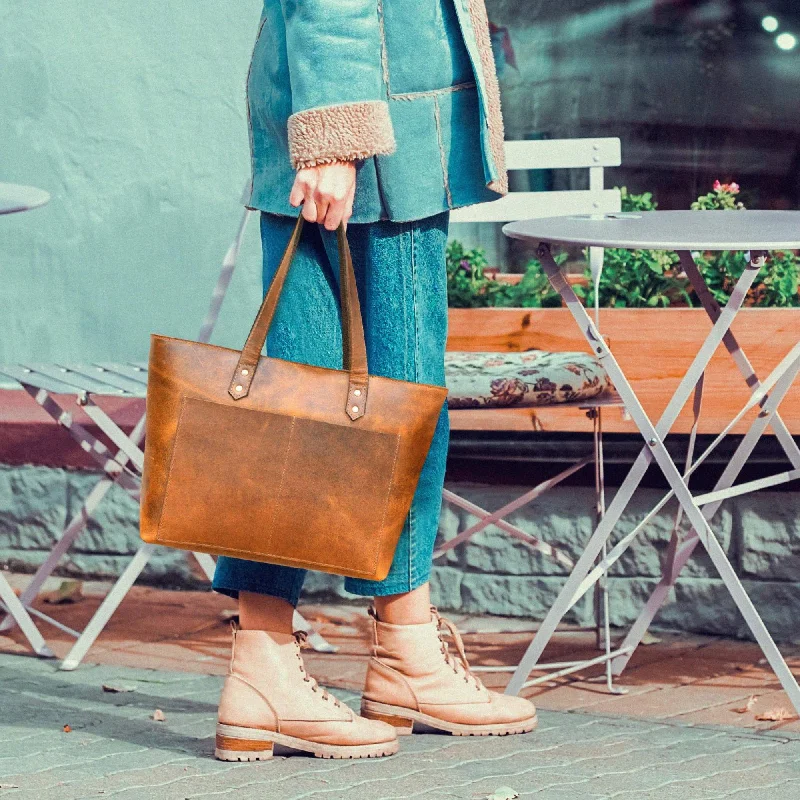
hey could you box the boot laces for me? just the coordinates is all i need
[293,631,342,708]
[433,609,484,692]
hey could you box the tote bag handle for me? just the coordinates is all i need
[227,216,369,420]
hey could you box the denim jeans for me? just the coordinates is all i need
[212,210,450,606]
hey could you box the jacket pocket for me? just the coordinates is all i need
[381,0,475,95]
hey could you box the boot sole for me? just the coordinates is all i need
[215,722,399,761]
[361,699,538,737]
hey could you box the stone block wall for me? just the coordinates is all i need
[2,463,799,641]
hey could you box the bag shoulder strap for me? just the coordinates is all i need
[227,216,369,421]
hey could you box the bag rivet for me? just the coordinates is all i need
[235,385,243,392]
[352,405,359,413]
[241,369,249,376]
[354,389,361,396]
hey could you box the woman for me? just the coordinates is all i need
[212,0,538,761]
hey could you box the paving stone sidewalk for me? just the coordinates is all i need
[2,653,800,800]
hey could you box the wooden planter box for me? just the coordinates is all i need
[446,307,800,435]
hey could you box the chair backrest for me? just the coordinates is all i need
[450,137,622,224]
[450,137,622,324]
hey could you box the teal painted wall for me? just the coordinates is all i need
[1,1,265,364]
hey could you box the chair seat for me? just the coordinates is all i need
[444,350,613,409]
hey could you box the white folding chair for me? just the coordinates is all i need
[0,193,335,668]
[442,138,629,691]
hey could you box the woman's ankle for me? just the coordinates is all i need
[238,591,295,633]
[373,584,433,625]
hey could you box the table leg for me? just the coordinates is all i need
[680,251,800,469]
[612,347,800,675]
[504,242,762,696]
[0,575,52,657]
[60,544,156,670]
[14,382,140,489]
[0,406,145,634]
[617,373,800,712]
[611,251,800,674]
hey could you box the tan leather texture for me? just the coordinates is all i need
[140,216,448,581]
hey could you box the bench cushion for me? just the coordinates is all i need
[444,350,612,409]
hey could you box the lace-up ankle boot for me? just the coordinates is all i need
[216,624,398,761]
[360,607,538,736]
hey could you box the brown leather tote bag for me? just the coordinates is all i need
[140,215,448,581]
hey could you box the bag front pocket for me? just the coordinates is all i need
[266,413,401,576]
[156,396,401,578]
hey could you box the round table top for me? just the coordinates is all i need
[0,183,51,215]
[503,210,800,251]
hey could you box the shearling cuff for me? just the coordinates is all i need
[287,100,397,169]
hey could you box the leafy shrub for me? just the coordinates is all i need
[689,183,799,307]
[575,187,689,308]
[446,239,563,308]
[447,181,799,309]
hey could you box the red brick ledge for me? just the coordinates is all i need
[0,390,145,468]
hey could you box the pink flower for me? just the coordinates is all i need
[713,180,740,194]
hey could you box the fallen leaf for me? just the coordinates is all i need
[755,707,797,722]
[43,580,84,605]
[62,724,72,733]
[152,709,166,722]
[641,630,662,645]
[732,695,758,714]
[487,789,519,800]
[102,683,137,694]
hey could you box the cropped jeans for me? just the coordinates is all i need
[212,210,450,606]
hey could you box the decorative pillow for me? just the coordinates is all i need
[445,350,613,409]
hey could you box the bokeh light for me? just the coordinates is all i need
[776,32,798,51]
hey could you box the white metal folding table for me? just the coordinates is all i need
[501,211,800,709]
[0,182,54,657]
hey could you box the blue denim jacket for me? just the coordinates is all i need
[244,0,507,223]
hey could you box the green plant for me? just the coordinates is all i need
[446,182,800,309]
[619,186,658,212]
[755,250,800,307]
[505,259,564,308]
[579,183,799,308]
[690,182,799,307]
[691,180,745,211]
[446,239,563,308]
[575,247,690,308]
[575,188,690,308]
[446,240,494,308]
[692,249,800,308]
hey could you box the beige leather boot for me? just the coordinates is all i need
[216,625,398,761]
[361,607,537,736]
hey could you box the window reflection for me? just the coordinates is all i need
[492,0,800,210]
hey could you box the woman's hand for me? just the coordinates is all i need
[289,160,357,230]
